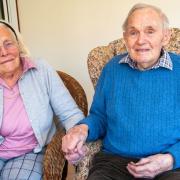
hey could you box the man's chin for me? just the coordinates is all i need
[131,55,151,63]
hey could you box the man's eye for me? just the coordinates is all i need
[146,30,154,34]
[129,31,137,36]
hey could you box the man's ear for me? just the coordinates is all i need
[123,32,127,41]
[123,31,128,45]
[123,32,128,50]
[162,29,171,46]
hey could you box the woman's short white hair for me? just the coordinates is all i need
[0,20,30,58]
[122,3,169,31]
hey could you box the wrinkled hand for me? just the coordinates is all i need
[127,153,174,179]
[62,124,88,164]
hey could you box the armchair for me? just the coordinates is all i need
[75,28,180,180]
[43,71,88,180]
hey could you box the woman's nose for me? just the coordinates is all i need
[0,46,8,56]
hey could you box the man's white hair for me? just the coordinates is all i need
[122,3,169,31]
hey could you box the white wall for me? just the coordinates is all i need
[17,0,180,106]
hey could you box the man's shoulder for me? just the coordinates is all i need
[168,52,180,68]
[168,52,180,61]
[105,53,128,68]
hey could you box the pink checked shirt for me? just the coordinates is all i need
[0,58,38,159]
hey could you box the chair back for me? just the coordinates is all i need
[87,28,180,88]
[57,71,88,116]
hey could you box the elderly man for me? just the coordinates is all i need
[62,3,180,180]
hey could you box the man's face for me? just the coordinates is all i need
[123,8,170,70]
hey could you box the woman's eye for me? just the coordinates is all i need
[4,41,15,48]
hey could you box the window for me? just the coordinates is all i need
[0,0,20,30]
[0,1,5,19]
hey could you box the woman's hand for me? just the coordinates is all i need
[62,124,88,164]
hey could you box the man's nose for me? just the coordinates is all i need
[136,33,146,44]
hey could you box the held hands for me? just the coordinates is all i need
[127,153,174,179]
[62,124,88,164]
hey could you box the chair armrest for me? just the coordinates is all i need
[43,71,88,179]
[43,127,66,180]
[75,140,102,180]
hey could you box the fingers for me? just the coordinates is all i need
[62,124,89,164]
[134,158,151,165]
[65,152,81,162]
[127,166,147,178]
[76,141,87,155]
[62,133,81,153]
[128,153,174,178]
[64,144,88,164]
[127,162,150,173]
[127,157,155,178]
[127,163,154,178]
[66,154,83,165]
[62,125,88,154]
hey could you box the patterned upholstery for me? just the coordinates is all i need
[43,71,88,180]
[75,28,180,180]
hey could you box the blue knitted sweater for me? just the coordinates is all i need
[80,52,180,169]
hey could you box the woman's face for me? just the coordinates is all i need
[0,25,21,77]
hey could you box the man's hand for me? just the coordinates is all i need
[62,124,88,164]
[127,153,174,179]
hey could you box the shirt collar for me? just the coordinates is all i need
[119,49,173,71]
[21,57,36,74]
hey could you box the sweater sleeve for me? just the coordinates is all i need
[78,67,108,141]
[163,141,180,169]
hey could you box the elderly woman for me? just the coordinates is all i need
[0,20,84,179]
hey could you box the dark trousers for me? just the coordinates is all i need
[87,151,180,180]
